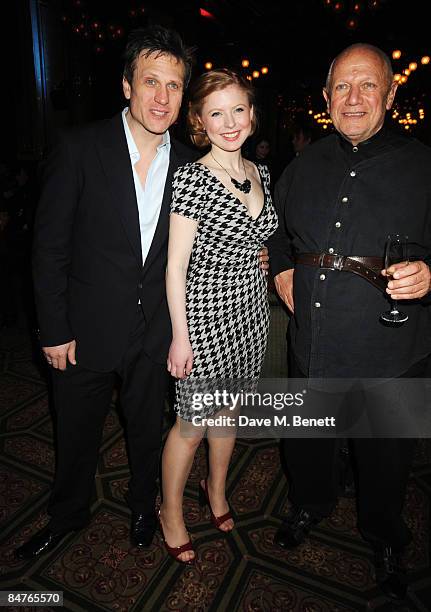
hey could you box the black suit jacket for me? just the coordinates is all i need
[33,113,196,371]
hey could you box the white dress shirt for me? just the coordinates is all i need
[121,107,171,265]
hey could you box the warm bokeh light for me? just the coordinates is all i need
[400,75,408,84]
[241,59,250,68]
[309,108,333,130]
[261,66,269,74]
[396,107,423,130]
[392,50,402,60]
[393,74,402,82]
[409,62,417,71]
[252,70,260,78]
[246,75,252,81]
[389,98,424,132]
[403,69,410,76]
[421,56,430,65]
[204,62,213,70]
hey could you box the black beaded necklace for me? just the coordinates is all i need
[210,152,252,194]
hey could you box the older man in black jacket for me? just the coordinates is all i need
[269,43,431,601]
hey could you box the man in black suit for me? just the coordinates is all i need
[16,26,197,559]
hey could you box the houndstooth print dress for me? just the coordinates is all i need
[170,161,278,421]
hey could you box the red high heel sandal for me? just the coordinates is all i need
[199,479,234,532]
[158,511,195,564]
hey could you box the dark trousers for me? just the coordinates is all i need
[282,355,429,550]
[48,307,169,532]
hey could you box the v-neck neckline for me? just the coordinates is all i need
[195,161,266,222]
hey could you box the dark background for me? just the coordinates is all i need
[2,0,430,166]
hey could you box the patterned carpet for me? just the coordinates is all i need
[0,295,430,611]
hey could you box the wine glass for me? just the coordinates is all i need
[380,234,409,324]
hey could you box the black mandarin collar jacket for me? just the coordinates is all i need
[268,128,431,378]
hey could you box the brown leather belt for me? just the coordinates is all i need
[295,253,386,292]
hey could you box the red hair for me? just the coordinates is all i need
[187,68,257,148]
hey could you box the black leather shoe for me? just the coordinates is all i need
[274,507,322,549]
[130,513,157,548]
[15,526,74,560]
[374,545,408,601]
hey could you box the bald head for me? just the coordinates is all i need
[326,43,393,93]
[322,43,398,145]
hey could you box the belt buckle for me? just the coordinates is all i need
[318,252,326,267]
[333,254,345,270]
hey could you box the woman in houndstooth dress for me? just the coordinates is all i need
[170,160,276,420]
[159,69,278,563]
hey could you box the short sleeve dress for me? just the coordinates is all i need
[170,161,278,421]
